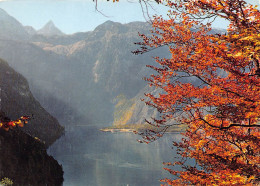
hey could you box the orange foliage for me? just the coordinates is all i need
[161,118,259,185]
[133,0,260,185]
[0,116,30,131]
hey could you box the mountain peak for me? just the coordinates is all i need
[45,20,55,27]
[37,20,64,36]
[94,20,128,35]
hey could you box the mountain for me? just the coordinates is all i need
[0,8,29,40]
[0,58,64,146]
[111,71,204,128]
[0,20,157,125]
[0,8,226,128]
[0,39,83,124]
[37,20,64,36]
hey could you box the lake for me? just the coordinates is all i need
[47,125,182,186]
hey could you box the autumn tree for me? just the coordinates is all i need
[0,112,30,131]
[133,0,260,185]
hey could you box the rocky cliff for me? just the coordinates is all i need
[0,58,64,146]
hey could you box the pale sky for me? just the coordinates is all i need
[0,0,258,34]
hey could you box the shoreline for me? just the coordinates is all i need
[100,128,184,134]
[100,128,135,133]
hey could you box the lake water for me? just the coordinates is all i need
[47,125,182,186]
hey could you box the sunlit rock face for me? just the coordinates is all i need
[0,58,64,147]
[0,128,63,186]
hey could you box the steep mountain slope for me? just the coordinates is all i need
[0,8,29,40]
[39,21,158,124]
[111,71,206,128]
[0,58,64,146]
[113,86,160,126]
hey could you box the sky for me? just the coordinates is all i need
[0,0,259,34]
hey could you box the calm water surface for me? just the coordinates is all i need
[47,125,182,186]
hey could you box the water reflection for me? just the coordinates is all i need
[48,126,182,186]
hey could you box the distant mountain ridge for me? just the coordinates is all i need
[0,18,155,125]
[0,8,65,40]
[0,8,226,128]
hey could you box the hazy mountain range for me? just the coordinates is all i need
[0,7,155,127]
[0,8,225,130]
